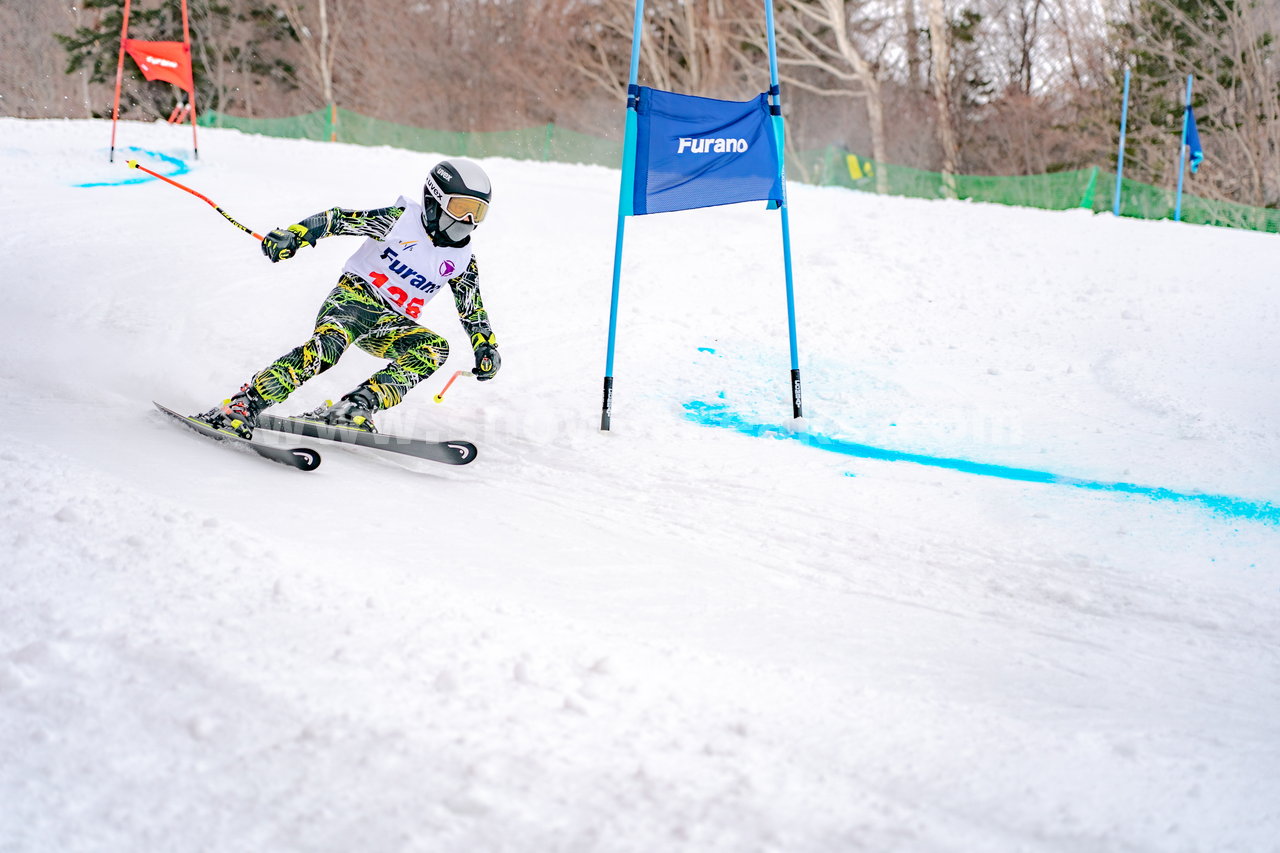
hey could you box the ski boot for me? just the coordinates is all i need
[298,386,378,433]
[192,384,265,440]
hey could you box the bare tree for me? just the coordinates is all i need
[346,0,607,134]
[181,1,298,117]
[1,1,100,118]
[564,0,760,98]
[917,0,1120,178]
[996,0,1046,95]
[925,0,959,194]
[1120,0,1280,209]
[63,2,96,117]
[903,0,924,91]
[743,0,892,192]
[274,0,349,127]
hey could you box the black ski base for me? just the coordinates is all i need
[257,413,477,466]
[154,402,322,471]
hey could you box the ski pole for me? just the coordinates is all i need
[125,160,263,241]
[433,370,469,403]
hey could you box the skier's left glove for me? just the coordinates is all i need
[261,224,313,263]
[471,334,500,381]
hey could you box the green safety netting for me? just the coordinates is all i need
[798,147,1102,208]
[199,108,1280,234]
[200,108,622,166]
[808,148,1280,233]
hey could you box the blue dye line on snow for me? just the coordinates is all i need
[75,147,189,188]
[683,399,1280,526]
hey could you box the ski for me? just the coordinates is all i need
[154,402,322,471]
[257,413,477,466]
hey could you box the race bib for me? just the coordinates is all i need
[340,196,473,321]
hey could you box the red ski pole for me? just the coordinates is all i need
[433,370,468,403]
[126,159,263,241]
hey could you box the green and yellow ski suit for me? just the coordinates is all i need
[241,204,496,414]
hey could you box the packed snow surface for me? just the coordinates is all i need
[1,118,1278,852]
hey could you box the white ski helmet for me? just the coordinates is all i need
[422,158,492,246]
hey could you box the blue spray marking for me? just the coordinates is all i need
[683,399,1280,526]
[75,147,189,188]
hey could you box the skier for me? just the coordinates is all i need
[193,158,499,438]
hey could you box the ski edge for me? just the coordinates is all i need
[154,402,322,471]
[257,413,477,466]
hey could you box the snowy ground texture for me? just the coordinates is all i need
[1,118,1278,852]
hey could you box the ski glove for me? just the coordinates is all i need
[261,224,313,263]
[472,342,500,381]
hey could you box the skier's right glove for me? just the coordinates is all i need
[261,224,313,263]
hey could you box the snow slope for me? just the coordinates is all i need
[1,117,1278,852]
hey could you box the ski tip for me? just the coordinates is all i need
[289,447,322,471]
[446,442,477,464]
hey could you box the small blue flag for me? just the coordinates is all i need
[1186,107,1204,173]
[631,87,783,216]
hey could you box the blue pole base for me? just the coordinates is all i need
[600,376,615,431]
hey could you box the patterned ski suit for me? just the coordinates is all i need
[241,200,496,414]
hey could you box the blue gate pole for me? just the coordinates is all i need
[764,0,803,419]
[600,0,646,431]
[1113,68,1130,217]
[1174,74,1193,223]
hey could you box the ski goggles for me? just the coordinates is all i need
[427,181,489,224]
[441,194,488,224]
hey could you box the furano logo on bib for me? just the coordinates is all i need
[676,137,749,154]
[378,246,433,292]
[439,260,455,277]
